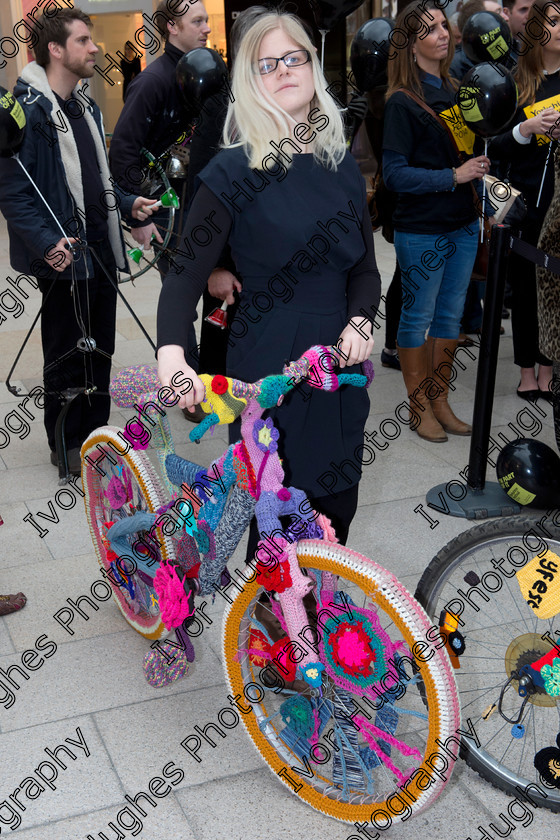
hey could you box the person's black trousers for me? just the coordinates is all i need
[39,238,117,451]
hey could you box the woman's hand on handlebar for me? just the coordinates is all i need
[157,344,206,411]
[456,155,491,183]
[335,318,374,369]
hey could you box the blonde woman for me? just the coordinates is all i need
[157,11,380,542]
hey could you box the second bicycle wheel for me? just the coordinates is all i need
[223,540,460,824]
[81,427,174,639]
[416,514,560,811]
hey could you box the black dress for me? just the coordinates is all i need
[157,146,381,498]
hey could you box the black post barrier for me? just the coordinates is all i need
[425,224,521,518]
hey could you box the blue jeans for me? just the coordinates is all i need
[395,222,478,348]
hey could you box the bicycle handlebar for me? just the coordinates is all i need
[189,344,374,442]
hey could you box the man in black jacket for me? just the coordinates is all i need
[0,9,156,474]
[109,0,210,257]
[109,0,210,403]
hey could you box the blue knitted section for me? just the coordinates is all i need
[165,454,204,490]
[198,484,255,595]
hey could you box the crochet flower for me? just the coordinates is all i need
[329,621,378,679]
[105,474,130,509]
[122,419,150,450]
[280,695,315,738]
[542,657,560,696]
[154,562,194,629]
[253,417,279,453]
[256,553,292,593]
[211,375,228,395]
[301,662,325,688]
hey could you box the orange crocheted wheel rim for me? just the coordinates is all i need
[223,544,453,823]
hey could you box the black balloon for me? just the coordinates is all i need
[176,48,229,116]
[308,0,364,32]
[458,62,518,137]
[0,86,25,158]
[462,11,512,65]
[350,18,395,92]
[496,438,560,509]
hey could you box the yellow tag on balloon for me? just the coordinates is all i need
[458,86,484,124]
[516,551,560,618]
[439,105,475,154]
[524,94,560,145]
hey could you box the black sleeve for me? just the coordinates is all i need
[109,72,163,194]
[487,108,531,169]
[187,93,228,195]
[382,94,416,157]
[157,183,232,352]
[346,205,381,326]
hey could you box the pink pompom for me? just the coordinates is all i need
[154,562,194,629]
[277,488,291,501]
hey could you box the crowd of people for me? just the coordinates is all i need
[0,0,559,601]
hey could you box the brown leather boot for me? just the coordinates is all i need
[397,344,447,442]
[428,337,472,436]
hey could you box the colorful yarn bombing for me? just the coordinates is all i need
[199,374,247,425]
[542,657,560,696]
[286,345,339,392]
[253,417,279,453]
[242,629,298,681]
[256,546,292,593]
[524,639,560,696]
[109,364,160,408]
[104,473,131,509]
[280,696,316,739]
[153,561,195,629]
[257,375,291,409]
[232,442,258,498]
[321,604,403,695]
[143,642,189,687]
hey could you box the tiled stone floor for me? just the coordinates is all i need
[0,215,558,839]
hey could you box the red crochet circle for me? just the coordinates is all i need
[211,375,228,395]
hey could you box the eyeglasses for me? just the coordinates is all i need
[255,49,311,76]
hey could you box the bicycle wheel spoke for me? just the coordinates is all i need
[415,514,560,812]
[224,542,460,823]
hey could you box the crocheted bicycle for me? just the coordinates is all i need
[81,344,460,824]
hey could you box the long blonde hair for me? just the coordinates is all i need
[516,0,560,106]
[223,11,346,170]
[387,0,455,100]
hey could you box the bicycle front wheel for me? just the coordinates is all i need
[81,427,174,639]
[223,540,460,825]
[416,514,560,812]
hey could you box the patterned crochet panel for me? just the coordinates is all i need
[110,364,160,407]
[198,484,256,596]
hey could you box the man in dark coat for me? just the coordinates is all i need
[109,0,211,397]
[0,9,156,473]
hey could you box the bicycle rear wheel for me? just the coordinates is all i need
[81,427,174,639]
[415,514,560,811]
[223,540,460,824]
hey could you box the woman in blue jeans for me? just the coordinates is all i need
[383,0,491,442]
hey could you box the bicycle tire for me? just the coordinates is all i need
[223,539,460,825]
[81,427,174,639]
[415,513,560,812]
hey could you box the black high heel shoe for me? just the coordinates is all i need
[516,384,540,402]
